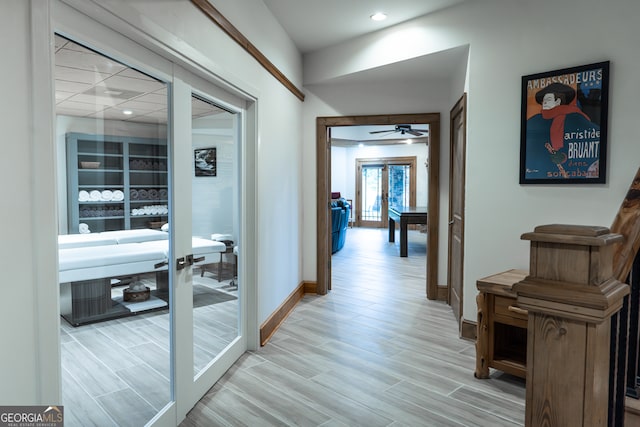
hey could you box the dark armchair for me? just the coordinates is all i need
[331,197,350,253]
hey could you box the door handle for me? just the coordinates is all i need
[186,254,205,265]
[448,220,454,225]
[154,260,169,269]
[176,257,186,270]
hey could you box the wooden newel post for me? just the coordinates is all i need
[513,224,630,427]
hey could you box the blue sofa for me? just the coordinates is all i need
[331,198,350,253]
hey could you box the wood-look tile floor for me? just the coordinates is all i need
[183,227,526,426]
[60,273,238,427]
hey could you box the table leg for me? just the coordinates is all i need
[400,218,408,257]
[70,278,111,319]
[475,291,490,379]
[389,216,396,242]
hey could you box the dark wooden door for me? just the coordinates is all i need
[448,94,466,329]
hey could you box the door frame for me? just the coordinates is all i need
[447,94,467,329]
[355,157,417,228]
[316,113,440,299]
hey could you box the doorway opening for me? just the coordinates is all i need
[316,113,441,299]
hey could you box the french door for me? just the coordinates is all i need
[54,4,248,425]
[173,70,246,421]
[356,157,417,228]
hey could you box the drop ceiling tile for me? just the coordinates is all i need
[133,93,168,105]
[54,34,69,51]
[88,108,139,121]
[138,110,169,121]
[56,48,126,75]
[53,37,169,124]
[55,79,93,94]
[131,112,168,124]
[66,93,121,107]
[81,85,145,101]
[55,90,75,102]
[102,75,166,94]
[57,100,110,114]
[114,99,162,114]
[57,106,93,117]
[56,65,110,85]
[117,68,162,82]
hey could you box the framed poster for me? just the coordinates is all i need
[194,147,217,176]
[519,61,609,184]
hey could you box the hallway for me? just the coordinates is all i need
[182,227,525,426]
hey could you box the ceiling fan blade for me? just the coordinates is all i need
[372,130,397,137]
[406,130,423,136]
[369,129,395,134]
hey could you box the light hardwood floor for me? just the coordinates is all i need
[182,227,526,426]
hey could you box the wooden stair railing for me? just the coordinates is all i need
[609,167,640,426]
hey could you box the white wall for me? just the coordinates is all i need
[192,114,236,240]
[302,0,640,322]
[331,146,348,196]
[331,143,429,209]
[0,0,41,403]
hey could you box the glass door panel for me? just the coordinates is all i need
[356,159,416,228]
[388,164,411,209]
[190,94,240,378]
[359,164,384,227]
[56,34,173,427]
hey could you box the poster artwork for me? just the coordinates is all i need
[520,61,610,184]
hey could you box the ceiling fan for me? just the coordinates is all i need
[369,124,429,137]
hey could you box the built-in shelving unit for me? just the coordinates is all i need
[66,133,168,233]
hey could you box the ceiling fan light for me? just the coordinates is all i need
[370,12,387,21]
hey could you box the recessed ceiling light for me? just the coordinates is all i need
[405,139,413,144]
[370,12,387,21]
[122,109,133,115]
[358,143,364,148]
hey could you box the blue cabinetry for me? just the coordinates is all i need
[66,133,168,233]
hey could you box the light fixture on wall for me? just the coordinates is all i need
[370,12,387,21]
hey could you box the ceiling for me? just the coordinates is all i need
[262,0,470,54]
[262,0,469,146]
[54,35,224,124]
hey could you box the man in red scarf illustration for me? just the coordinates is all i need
[524,82,600,180]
